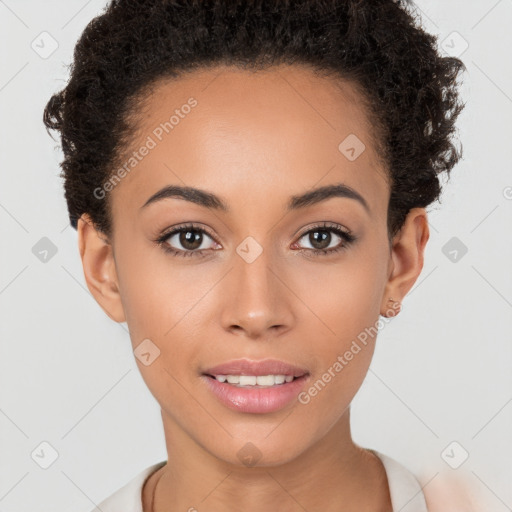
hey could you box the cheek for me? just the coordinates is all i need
[113,248,206,412]
[113,244,219,399]
[114,239,212,341]
[293,289,380,439]
[287,251,386,412]
[289,251,385,342]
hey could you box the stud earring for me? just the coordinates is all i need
[386,297,401,317]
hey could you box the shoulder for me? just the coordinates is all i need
[371,450,430,511]
[422,470,493,512]
[90,461,167,512]
[370,449,490,512]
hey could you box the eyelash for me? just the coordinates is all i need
[155,222,357,258]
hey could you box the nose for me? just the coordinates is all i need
[220,247,295,340]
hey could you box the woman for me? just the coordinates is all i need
[43,0,467,510]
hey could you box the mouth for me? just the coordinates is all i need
[201,359,310,413]
[205,373,301,387]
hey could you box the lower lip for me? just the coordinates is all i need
[202,375,309,414]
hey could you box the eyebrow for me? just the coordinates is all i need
[140,182,370,214]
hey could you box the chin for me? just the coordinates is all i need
[197,420,324,469]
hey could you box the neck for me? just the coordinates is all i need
[144,408,391,512]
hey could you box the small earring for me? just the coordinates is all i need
[386,297,401,316]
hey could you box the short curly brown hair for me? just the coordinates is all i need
[43,0,466,240]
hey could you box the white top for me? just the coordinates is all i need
[91,449,428,512]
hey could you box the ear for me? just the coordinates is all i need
[380,207,430,317]
[77,214,126,323]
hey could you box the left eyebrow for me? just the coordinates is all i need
[140,182,370,214]
[140,185,230,212]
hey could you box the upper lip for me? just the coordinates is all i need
[203,358,309,377]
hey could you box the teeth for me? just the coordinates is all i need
[239,375,257,386]
[213,374,297,387]
[256,375,274,386]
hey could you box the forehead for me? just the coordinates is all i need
[110,64,389,218]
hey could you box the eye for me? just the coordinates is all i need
[156,223,219,257]
[292,222,357,256]
[155,221,357,258]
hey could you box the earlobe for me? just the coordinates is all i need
[77,214,126,323]
[381,208,430,317]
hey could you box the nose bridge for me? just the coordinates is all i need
[220,239,293,338]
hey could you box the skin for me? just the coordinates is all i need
[77,64,429,511]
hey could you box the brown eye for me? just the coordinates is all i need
[293,223,357,257]
[157,224,219,257]
[175,229,204,250]
[306,229,332,250]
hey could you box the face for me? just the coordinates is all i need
[79,64,428,468]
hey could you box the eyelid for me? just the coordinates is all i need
[156,222,220,250]
[155,221,356,257]
[158,223,218,243]
[295,221,352,239]
[292,222,356,254]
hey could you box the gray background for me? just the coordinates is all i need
[1,0,511,510]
